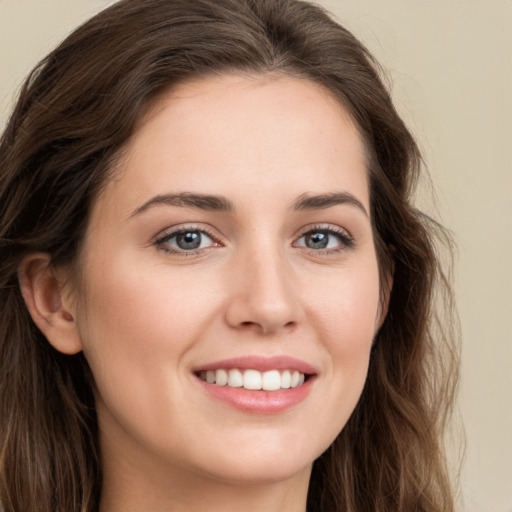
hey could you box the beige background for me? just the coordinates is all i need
[1,1,511,511]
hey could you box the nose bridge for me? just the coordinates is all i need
[224,236,300,334]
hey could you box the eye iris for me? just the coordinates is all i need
[176,231,201,250]
[306,231,329,249]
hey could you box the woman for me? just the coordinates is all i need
[0,0,459,510]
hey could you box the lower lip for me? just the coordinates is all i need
[196,376,314,414]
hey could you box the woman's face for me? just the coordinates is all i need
[73,75,384,488]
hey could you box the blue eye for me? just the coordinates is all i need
[157,229,216,253]
[295,228,354,252]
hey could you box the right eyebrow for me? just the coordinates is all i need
[129,192,235,218]
[292,191,369,218]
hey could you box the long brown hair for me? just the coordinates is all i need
[0,0,459,510]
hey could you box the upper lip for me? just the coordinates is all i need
[193,355,317,375]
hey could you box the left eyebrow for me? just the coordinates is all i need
[293,192,369,217]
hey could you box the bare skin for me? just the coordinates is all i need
[20,74,387,511]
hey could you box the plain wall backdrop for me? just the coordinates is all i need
[1,1,511,511]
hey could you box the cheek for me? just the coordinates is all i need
[306,262,380,423]
[79,252,209,345]
[75,252,218,403]
[74,255,223,450]
[310,259,381,348]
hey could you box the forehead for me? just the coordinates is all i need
[97,74,369,217]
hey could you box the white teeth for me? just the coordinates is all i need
[199,368,307,391]
[243,369,262,390]
[261,370,281,391]
[215,369,228,386]
[281,370,291,389]
[228,369,243,387]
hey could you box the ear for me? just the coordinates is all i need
[18,253,83,355]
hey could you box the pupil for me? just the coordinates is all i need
[306,232,328,249]
[177,231,201,250]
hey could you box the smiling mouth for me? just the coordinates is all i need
[197,369,307,391]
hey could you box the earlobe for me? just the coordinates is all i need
[18,253,83,355]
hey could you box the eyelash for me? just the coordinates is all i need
[155,225,219,256]
[294,224,355,255]
[154,224,355,256]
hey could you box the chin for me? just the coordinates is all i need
[200,456,313,487]
[186,433,325,487]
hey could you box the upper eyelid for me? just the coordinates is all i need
[294,223,353,239]
[154,224,219,242]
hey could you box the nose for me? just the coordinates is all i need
[224,247,302,335]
